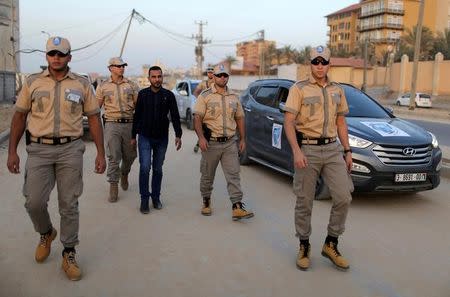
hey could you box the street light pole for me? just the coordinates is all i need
[409,0,425,110]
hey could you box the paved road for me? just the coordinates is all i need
[1,129,450,297]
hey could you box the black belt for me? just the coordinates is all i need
[29,135,80,145]
[300,137,336,145]
[210,136,234,143]
[105,118,133,123]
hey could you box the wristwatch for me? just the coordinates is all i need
[343,148,352,154]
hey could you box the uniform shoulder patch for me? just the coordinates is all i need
[200,88,212,97]
[294,79,309,89]
[25,73,42,86]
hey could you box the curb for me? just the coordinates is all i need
[0,129,10,145]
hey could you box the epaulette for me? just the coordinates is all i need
[200,88,213,97]
[294,79,309,90]
[25,72,42,86]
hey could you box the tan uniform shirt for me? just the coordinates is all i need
[96,77,139,120]
[15,69,100,138]
[283,77,349,138]
[194,85,244,138]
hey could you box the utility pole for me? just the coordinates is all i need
[362,38,368,92]
[258,30,265,78]
[120,9,135,58]
[409,0,425,110]
[193,21,209,79]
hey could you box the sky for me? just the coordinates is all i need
[18,0,358,75]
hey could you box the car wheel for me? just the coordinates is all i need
[314,177,331,200]
[396,100,401,106]
[186,110,194,130]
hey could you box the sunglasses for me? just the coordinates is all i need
[214,73,229,78]
[311,58,330,66]
[47,50,69,57]
[111,65,126,68]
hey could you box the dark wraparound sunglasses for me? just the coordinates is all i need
[47,50,69,57]
[111,65,126,68]
[214,73,229,78]
[311,58,329,66]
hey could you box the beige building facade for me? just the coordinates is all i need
[326,3,361,54]
[236,39,276,69]
[0,0,19,72]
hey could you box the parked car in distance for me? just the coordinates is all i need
[172,79,200,130]
[240,79,442,199]
[396,92,432,108]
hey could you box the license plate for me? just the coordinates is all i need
[395,173,427,182]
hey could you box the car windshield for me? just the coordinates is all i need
[190,82,199,92]
[419,94,431,98]
[343,85,392,118]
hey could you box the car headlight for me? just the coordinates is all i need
[428,132,439,148]
[348,134,372,148]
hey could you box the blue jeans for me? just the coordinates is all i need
[138,135,168,201]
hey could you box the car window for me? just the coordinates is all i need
[419,94,430,98]
[254,86,278,107]
[249,86,259,97]
[190,82,199,93]
[278,87,289,104]
[343,85,391,118]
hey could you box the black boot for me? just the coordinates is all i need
[152,198,163,210]
[140,198,150,214]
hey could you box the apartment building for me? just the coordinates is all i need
[359,0,450,59]
[236,39,276,69]
[327,0,450,61]
[0,0,19,72]
[326,3,361,54]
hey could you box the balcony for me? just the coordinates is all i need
[359,23,403,32]
[359,8,404,18]
[369,37,401,44]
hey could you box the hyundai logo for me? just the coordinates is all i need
[403,147,416,156]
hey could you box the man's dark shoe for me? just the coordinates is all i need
[232,201,254,221]
[152,199,163,210]
[296,243,311,270]
[140,199,150,214]
[321,240,350,270]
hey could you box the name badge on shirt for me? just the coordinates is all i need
[65,89,82,103]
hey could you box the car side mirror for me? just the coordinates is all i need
[278,102,286,113]
[179,90,188,96]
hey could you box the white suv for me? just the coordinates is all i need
[396,92,432,108]
[172,79,200,130]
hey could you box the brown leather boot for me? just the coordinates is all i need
[321,240,350,270]
[232,202,254,221]
[296,243,311,270]
[201,197,212,216]
[35,227,57,262]
[120,174,129,191]
[62,250,82,281]
[109,183,119,202]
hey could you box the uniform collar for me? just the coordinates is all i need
[108,76,129,84]
[211,84,234,96]
[309,75,333,87]
[41,67,74,80]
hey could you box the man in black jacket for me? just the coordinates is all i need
[131,66,182,214]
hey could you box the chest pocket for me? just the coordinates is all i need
[206,102,221,117]
[31,90,50,112]
[64,89,84,114]
[228,101,237,119]
[302,96,321,117]
[124,88,134,102]
[104,90,114,104]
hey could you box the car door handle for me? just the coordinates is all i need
[244,107,252,112]
[266,116,274,121]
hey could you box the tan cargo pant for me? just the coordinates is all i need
[104,122,137,183]
[23,139,85,248]
[200,136,243,204]
[293,141,352,240]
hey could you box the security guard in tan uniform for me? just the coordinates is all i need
[193,64,254,221]
[7,36,106,281]
[283,46,353,271]
[96,57,139,202]
[193,66,215,153]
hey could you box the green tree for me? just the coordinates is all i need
[395,26,435,61]
[281,45,295,64]
[292,46,311,64]
[433,28,450,59]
